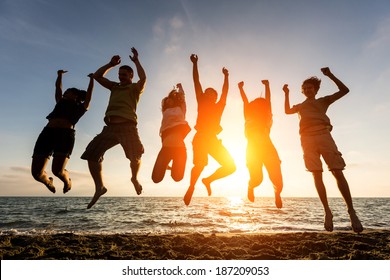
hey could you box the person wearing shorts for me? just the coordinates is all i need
[32,70,94,194]
[183,54,236,206]
[81,47,146,209]
[283,67,363,233]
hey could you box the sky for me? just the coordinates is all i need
[0,0,389,199]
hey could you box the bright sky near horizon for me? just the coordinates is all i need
[0,0,389,199]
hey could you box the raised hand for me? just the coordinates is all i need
[190,54,198,63]
[176,83,184,92]
[57,70,68,75]
[283,84,289,94]
[261,79,269,86]
[222,67,229,76]
[110,55,121,66]
[321,67,332,76]
[129,47,139,62]
[238,81,244,88]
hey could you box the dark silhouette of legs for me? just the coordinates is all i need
[31,156,56,193]
[52,156,71,193]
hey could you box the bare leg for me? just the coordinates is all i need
[184,164,204,206]
[151,149,171,183]
[268,165,283,209]
[31,156,56,193]
[171,149,186,182]
[87,160,107,209]
[131,159,142,195]
[332,170,363,233]
[312,171,333,232]
[52,156,72,194]
[246,164,263,203]
[202,163,236,197]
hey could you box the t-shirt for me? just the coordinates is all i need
[244,98,272,139]
[160,107,188,135]
[194,96,224,135]
[105,83,144,123]
[291,96,333,134]
[46,99,86,126]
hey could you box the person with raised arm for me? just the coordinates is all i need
[283,67,363,233]
[32,70,94,194]
[81,47,146,209]
[152,83,191,183]
[183,54,236,206]
[238,80,283,208]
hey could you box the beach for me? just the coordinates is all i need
[1,230,389,260]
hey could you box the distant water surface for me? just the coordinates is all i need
[0,197,388,235]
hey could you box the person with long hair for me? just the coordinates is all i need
[152,83,191,183]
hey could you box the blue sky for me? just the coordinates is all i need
[0,0,389,198]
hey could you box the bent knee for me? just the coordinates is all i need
[171,173,184,182]
[31,170,43,181]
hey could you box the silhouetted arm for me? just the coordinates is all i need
[190,54,203,101]
[238,81,248,105]
[94,56,120,90]
[283,84,296,114]
[55,70,67,103]
[83,73,94,110]
[321,67,349,103]
[262,79,271,113]
[176,83,186,115]
[219,67,229,106]
[130,47,146,92]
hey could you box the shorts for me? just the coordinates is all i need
[32,127,75,159]
[81,123,144,162]
[300,131,346,172]
[192,132,234,168]
[246,137,281,170]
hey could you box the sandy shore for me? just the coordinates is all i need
[1,230,389,260]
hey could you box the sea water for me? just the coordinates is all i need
[0,197,389,235]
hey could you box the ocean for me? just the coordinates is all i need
[0,197,389,235]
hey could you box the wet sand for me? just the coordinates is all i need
[1,230,389,260]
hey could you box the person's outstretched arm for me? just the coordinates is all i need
[83,73,94,110]
[176,83,187,115]
[190,54,203,101]
[219,67,229,106]
[94,56,120,90]
[262,79,271,112]
[321,67,349,103]
[283,84,296,114]
[130,47,146,91]
[55,70,67,103]
[238,81,248,105]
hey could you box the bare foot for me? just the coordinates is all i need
[202,178,212,196]
[131,178,142,195]
[87,187,107,209]
[183,186,195,206]
[348,209,363,233]
[247,186,255,202]
[63,178,72,194]
[324,212,333,232]
[45,177,56,194]
[275,192,282,209]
